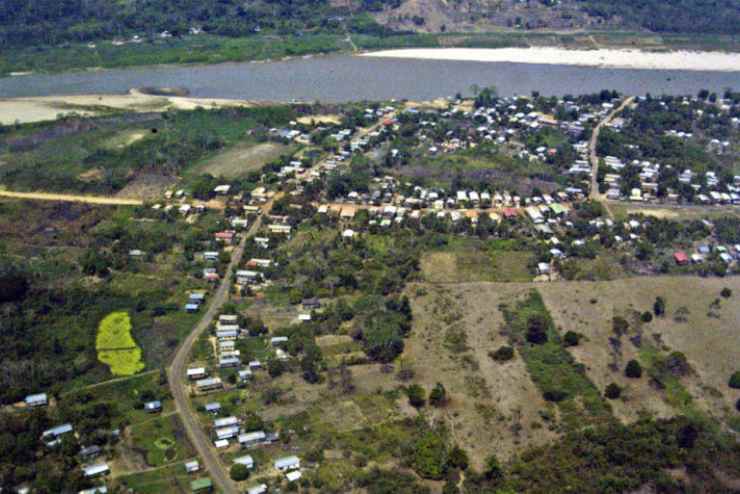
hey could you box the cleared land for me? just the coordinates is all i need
[96,311,145,376]
[194,141,292,178]
[538,276,740,423]
[406,282,557,467]
[0,189,143,205]
[421,240,533,283]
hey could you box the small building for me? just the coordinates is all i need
[238,369,253,382]
[185,460,200,473]
[238,430,266,448]
[78,487,107,494]
[270,336,289,347]
[274,455,300,471]
[185,303,200,313]
[82,463,110,478]
[234,455,255,469]
[25,393,48,408]
[537,263,550,275]
[286,470,302,483]
[196,377,223,392]
[204,402,221,414]
[144,400,162,413]
[79,445,102,460]
[187,368,207,380]
[301,297,321,310]
[247,484,268,494]
[215,425,240,441]
[42,423,74,446]
[214,416,239,428]
[219,356,241,369]
[673,251,689,266]
[191,478,213,493]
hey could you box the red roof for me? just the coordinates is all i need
[503,208,518,219]
[673,251,689,264]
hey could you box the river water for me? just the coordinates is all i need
[0,54,738,101]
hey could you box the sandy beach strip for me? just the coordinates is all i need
[362,47,740,72]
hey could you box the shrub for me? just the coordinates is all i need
[605,383,621,400]
[729,371,740,389]
[490,345,515,362]
[230,463,250,481]
[736,398,740,412]
[543,389,567,402]
[407,384,426,408]
[429,383,447,407]
[641,311,653,323]
[563,331,580,347]
[625,359,643,378]
[413,430,448,479]
[721,287,732,298]
[526,314,548,345]
[612,316,629,335]
[653,297,666,317]
[484,454,502,480]
[448,446,469,470]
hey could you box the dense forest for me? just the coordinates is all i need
[0,0,738,49]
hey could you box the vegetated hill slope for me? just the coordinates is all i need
[371,0,740,34]
[0,0,738,49]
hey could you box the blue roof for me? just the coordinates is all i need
[205,402,221,411]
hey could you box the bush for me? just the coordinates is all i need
[448,446,469,470]
[640,311,653,323]
[413,430,448,479]
[526,314,548,345]
[653,296,666,317]
[625,359,643,379]
[484,454,502,480]
[230,463,250,481]
[543,389,568,402]
[736,398,740,412]
[605,383,621,399]
[729,371,740,389]
[490,345,514,362]
[721,287,732,298]
[429,383,447,407]
[563,331,580,347]
[407,384,426,408]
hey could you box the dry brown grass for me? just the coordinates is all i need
[195,141,292,178]
[405,282,557,468]
[538,276,740,422]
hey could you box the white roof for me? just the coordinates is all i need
[82,463,109,477]
[286,470,302,482]
[247,484,268,494]
[275,455,300,470]
[234,455,254,468]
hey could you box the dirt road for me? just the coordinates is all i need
[0,189,143,206]
[589,96,635,218]
[167,202,272,494]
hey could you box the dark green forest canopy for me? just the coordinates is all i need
[0,0,738,49]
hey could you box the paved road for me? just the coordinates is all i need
[168,209,268,494]
[589,96,635,216]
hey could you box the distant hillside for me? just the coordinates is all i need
[0,0,738,48]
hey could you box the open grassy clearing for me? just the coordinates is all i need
[406,282,557,467]
[116,462,193,493]
[127,414,196,468]
[538,276,740,425]
[610,202,740,222]
[421,238,532,283]
[96,311,145,376]
[192,140,294,178]
[100,128,151,150]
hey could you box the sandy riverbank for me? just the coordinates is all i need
[362,47,740,72]
[0,89,256,125]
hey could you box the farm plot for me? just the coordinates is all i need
[96,311,145,376]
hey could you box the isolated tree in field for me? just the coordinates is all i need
[641,311,653,323]
[407,384,426,408]
[448,445,469,470]
[230,463,250,481]
[653,296,666,317]
[729,371,740,389]
[625,359,643,378]
[526,314,548,345]
[563,331,580,347]
[490,345,515,362]
[429,383,447,407]
[484,454,503,480]
[721,287,732,298]
[605,383,621,400]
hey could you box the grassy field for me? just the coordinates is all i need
[128,414,196,467]
[421,238,533,283]
[192,141,294,178]
[96,311,146,376]
[405,282,557,467]
[116,462,194,493]
[538,276,740,426]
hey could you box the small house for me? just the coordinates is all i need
[196,377,223,392]
[185,460,200,473]
[82,463,110,478]
[191,478,213,493]
[239,431,266,448]
[247,484,268,494]
[187,368,207,380]
[144,400,162,413]
[274,455,300,471]
[79,445,102,460]
[42,423,74,446]
[234,455,255,469]
[25,393,48,408]
[301,298,321,310]
[286,470,302,482]
[204,402,221,414]
[673,251,689,266]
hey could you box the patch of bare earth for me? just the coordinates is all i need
[116,173,177,201]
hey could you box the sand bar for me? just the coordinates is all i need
[362,47,740,72]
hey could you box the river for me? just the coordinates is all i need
[0,54,738,101]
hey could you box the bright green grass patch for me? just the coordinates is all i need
[96,311,145,376]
